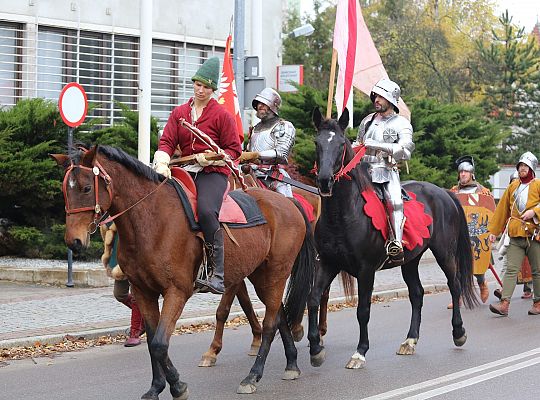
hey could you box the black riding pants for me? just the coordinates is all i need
[191,171,228,243]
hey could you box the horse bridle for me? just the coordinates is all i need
[314,142,364,182]
[62,156,168,234]
[62,160,113,234]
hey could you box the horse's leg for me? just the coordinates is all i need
[438,255,467,346]
[307,265,338,367]
[237,282,285,394]
[131,288,168,400]
[319,287,330,338]
[345,270,375,370]
[277,304,301,380]
[397,258,424,355]
[199,283,241,367]
[144,289,190,400]
[235,280,263,355]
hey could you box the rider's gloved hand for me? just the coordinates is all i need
[152,150,171,178]
[195,151,226,167]
[238,151,260,163]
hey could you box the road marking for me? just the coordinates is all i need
[362,347,540,400]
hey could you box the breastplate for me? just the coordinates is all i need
[514,184,530,213]
[249,120,280,152]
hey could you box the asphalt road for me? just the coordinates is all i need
[1,290,539,400]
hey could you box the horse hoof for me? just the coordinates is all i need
[454,333,467,347]
[345,352,366,369]
[247,345,260,356]
[292,326,304,342]
[198,356,216,367]
[397,338,417,355]
[173,388,189,400]
[310,348,326,367]
[237,383,257,394]
[282,369,301,380]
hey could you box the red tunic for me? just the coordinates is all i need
[158,98,242,176]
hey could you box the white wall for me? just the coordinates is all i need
[0,0,284,88]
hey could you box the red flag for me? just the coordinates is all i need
[333,0,410,120]
[218,35,244,143]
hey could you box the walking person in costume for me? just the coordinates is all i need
[354,78,414,265]
[100,223,144,347]
[152,57,242,294]
[448,155,493,308]
[493,171,534,301]
[240,88,296,197]
[488,152,540,316]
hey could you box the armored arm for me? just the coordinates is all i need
[258,121,296,164]
[353,114,372,146]
[364,117,414,161]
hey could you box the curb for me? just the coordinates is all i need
[0,266,113,287]
[0,284,448,349]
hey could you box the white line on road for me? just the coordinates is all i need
[362,347,540,400]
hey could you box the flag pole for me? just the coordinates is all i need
[326,48,338,119]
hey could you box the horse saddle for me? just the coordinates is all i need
[169,167,266,231]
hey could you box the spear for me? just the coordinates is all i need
[178,118,248,191]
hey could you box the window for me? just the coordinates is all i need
[0,22,23,106]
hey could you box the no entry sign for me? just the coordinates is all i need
[59,83,88,127]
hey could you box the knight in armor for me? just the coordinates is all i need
[448,156,493,307]
[354,78,414,265]
[240,87,296,197]
[488,152,540,316]
[151,57,242,294]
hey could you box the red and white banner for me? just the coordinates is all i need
[333,0,410,119]
[218,35,244,143]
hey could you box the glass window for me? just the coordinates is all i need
[0,22,22,106]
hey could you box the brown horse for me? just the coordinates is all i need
[198,169,356,368]
[51,145,315,398]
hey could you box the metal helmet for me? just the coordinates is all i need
[516,151,538,171]
[370,78,401,113]
[252,87,281,116]
[455,155,475,173]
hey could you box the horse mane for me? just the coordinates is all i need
[317,117,373,193]
[98,145,164,183]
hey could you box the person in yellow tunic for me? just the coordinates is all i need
[488,152,540,316]
[449,156,493,308]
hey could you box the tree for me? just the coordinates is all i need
[474,10,540,119]
[402,98,506,189]
[282,1,336,91]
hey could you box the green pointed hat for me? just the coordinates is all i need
[191,57,220,90]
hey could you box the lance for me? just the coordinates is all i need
[179,118,248,191]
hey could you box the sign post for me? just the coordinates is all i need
[58,82,88,287]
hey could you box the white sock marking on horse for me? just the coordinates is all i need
[328,131,335,143]
[351,351,365,361]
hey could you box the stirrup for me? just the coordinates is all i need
[195,278,225,295]
[385,240,404,265]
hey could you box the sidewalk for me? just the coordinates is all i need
[0,251,503,349]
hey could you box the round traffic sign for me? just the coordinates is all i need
[59,83,88,127]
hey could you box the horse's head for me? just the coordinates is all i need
[312,107,350,197]
[50,146,112,253]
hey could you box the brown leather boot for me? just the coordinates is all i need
[479,282,489,303]
[489,299,510,316]
[528,301,540,315]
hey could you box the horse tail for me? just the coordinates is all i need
[340,271,356,303]
[448,192,478,309]
[284,198,316,328]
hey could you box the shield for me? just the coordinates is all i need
[455,193,496,275]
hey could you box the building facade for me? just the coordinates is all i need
[0,0,287,127]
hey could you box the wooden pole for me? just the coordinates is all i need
[326,48,338,119]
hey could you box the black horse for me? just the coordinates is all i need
[307,107,477,369]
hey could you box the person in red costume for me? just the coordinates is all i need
[151,57,242,294]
